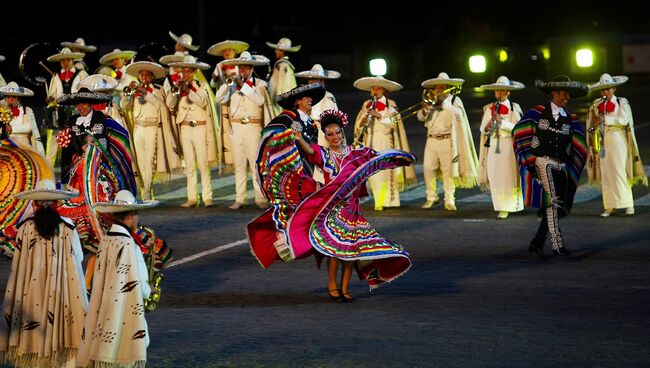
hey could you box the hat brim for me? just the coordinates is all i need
[169,31,199,51]
[14,188,79,201]
[421,78,465,88]
[99,51,137,65]
[167,61,210,70]
[221,58,268,67]
[479,81,525,91]
[276,84,326,110]
[0,87,35,97]
[126,62,167,79]
[589,76,628,91]
[295,70,341,80]
[354,77,403,92]
[61,42,97,52]
[47,52,85,62]
[56,91,113,106]
[159,54,185,65]
[207,41,249,56]
[94,200,159,213]
[535,80,589,98]
[265,42,301,52]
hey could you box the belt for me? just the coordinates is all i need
[231,117,262,125]
[180,120,206,127]
[427,133,451,140]
[135,120,159,127]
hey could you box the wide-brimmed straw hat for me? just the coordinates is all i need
[535,75,589,98]
[168,55,210,70]
[14,179,78,201]
[76,74,118,92]
[126,61,167,79]
[588,73,628,91]
[99,49,137,65]
[266,38,301,52]
[221,51,269,67]
[207,40,249,56]
[276,83,326,110]
[169,31,199,51]
[56,87,112,106]
[47,47,85,62]
[421,72,465,88]
[61,38,97,52]
[0,82,34,97]
[159,51,186,66]
[479,75,525,91]
[353,76,403,92]
[295,64,341,80]
[94,190,159,213]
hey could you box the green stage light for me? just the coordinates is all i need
[576,49,593,67]
[469,55,486,73]
[498,49,508,63]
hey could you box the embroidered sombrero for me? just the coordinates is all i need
[295,64,341,80]
[14,179,78,201]
[353,76,403,92]
[76,74,118,92]
[421,72,465,88]
[207,40,249,56]
[56,87,112,106]
[221,51,270,67]
[126,61,167,79]
[159,51,186,66]
[480,75,525,91]
[99,49,137,65]
[95,190,159,213]
[169,31,200,51]
[168,55,210,70]
[61,37,97,53]
[47,47,85,62]
[0,82,34,97]
[535,75,589,98]
[589,73,628,91]
[276,83,326,110]
[266,38,301,52]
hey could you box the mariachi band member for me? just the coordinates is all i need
[45,47,88,165]
[169,31,200,55]
[416,72,479,211]
[586,73,646,217]
[60,37,97,72]
[478,76,525,219]
[266,37,300,114]
[215,52,273,209]
[353,76,416,211]
[295,64,341,146]
[0,82,45,155]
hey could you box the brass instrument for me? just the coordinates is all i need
[354,95,377,145]
[123,82,140,97]
[484,101,502,154]
[226,74,243,86]
[386,85,462,122]
[171,79,190,97]
[588,96,606,158]
[143,231,165,313]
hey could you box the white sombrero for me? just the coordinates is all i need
[169,31,199,51]
[168,55,210,70]
[76,74,118,92]
[95,190,159,213]
[479,75,525,91]
[589,73,629,91]
[14,179,78,201]
[295,64,341,80]
[126,61,167,79]
[159,51,186,66]
[61,37,97,53]
[421,72,465,88]
[47,47,85,62]
[0,82,34,97]
[221,51,269,67]
[353,76,403,92]
[207,40,249,56]
[99,49,137,65]
[266,38,301,52]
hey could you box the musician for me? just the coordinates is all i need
[166,56,217,208]
[78,190,155,368]
[586,73,646,217]
[55,87,112,185]
[353,76,416,211]
[98,49,137,115]
[208,40,249,174]
[121,62,180,200]
[266,37,300,114]
[45,47,88,165]
[76,74,123,124]
[215,52,273,209]
[159,51,185,98]
[513,76,589,258]
[169,31,200,55]
[61,37,97,72]
[0,82,45,155]
[478,76,525,219]
[416,72,479,211]
[295,64,340,145]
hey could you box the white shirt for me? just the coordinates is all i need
[550,101,567,121]
[76,110,94,128]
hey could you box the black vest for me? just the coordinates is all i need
[531,104,572,162]
[61,72,76,94]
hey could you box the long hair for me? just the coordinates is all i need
[33,203,63,240]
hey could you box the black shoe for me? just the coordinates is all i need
[528,239,546,260]
[553,247,570,256]
[327,289,342,302]
[340,292,356,303]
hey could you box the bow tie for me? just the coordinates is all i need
[236,79,255,90]
[59,70,75,81]
[11,107,20,117]
[135,86,154,97]
[115,70,123,79]
[598,100,616,113]
[490,103,509,115]
[367,100,387,112]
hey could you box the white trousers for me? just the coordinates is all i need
[180,125,212,202]
[601,129,633,209]
[423,137,455,203]
[230,123,264,204]
[134,125,158,199]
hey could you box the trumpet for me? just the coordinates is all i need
[354,95,377,145]
[386,85,462,121]
[171,80,190,97]
[225,74,244,86]
[123,82,140,96]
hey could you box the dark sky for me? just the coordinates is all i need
[2,1,649,89]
